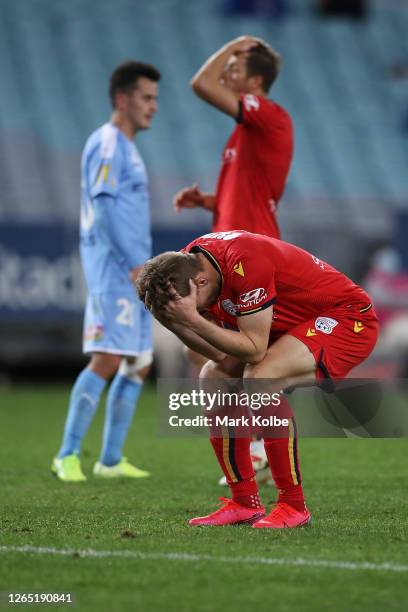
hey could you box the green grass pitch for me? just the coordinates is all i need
[0,383,407,611]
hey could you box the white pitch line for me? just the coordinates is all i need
[1,545,407,573]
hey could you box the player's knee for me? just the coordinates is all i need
[89,353,121,380]
[198,360,223,382]
[119,351,153,384]
[243,361,289,391]
[244,352,290,379]
[243,361,264,380]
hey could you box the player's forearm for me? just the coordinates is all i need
[191,45,232,95]
[162,320,225,362]
[189,315,263,364]
[201,195,216,211]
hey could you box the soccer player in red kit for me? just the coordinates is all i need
[137,231,379,528]
[172,36,294,482]
[173,36,293,239]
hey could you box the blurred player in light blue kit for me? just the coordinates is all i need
[52,61,160,481]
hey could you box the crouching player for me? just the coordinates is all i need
[137,230,379,528]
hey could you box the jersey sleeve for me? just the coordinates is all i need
[226,237,277,317]
[89,130,123,198]
[237,94,282,131]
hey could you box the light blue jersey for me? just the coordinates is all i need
[79,123,152,356]
[80,122,152,293]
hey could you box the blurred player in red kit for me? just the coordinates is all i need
[137,230,379,528]
[173,35,293,239]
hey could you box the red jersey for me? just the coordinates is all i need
[185,231,373,339]
[213,94,293,239]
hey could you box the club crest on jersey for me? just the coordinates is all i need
[221,299,238,316]
[243,94,260,112]
[239,288,266,308]
[314,317,338,334]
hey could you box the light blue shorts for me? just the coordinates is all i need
[83,291,152,357]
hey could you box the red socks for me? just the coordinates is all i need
[209,395,306,513]
[263,433,306,512]
[210,437,262,509]
[261,395,306,512]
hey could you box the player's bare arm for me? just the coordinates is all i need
[190,36,259,117]
[164,280,272,364]
[147,296,225,362]
[165,322,225,362]
[172,184,216,213]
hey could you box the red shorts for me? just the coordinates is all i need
[287,305,379,381]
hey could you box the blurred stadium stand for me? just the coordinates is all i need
[0,0,407,366]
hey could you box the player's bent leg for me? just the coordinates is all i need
[244,334,317,391]
[254,404,311,528]
[94,353,153,479]
[198,358,273,489]
[189,358,265,526]
[218,438,272,487]
[243,335,316,528]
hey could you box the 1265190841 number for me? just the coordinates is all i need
[8,593,73,604]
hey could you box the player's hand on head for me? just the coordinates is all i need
[226,35,259,54]
[163,279,198,325]
[166,281,180,300]
[143,286,173,329]
[172,184,204,213]
[129,265,143,284]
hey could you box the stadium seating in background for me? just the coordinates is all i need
[316,0,368,19]
[222,0,290,19]
[1,0,408,366]
[0,0,407,231]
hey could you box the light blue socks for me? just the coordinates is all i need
[99,374,142,466]
[58,368,107,458]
